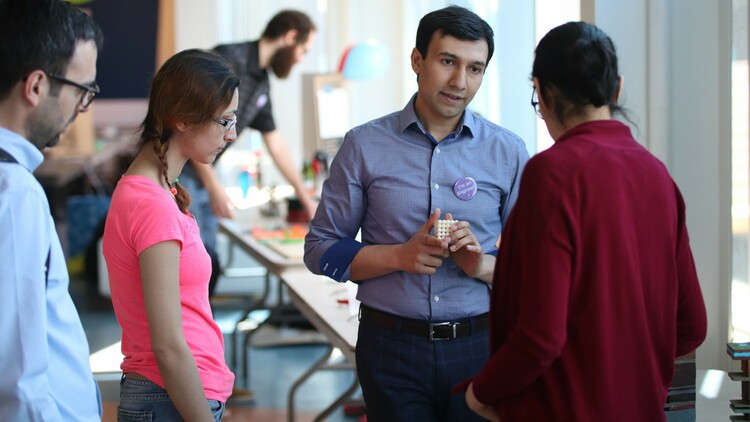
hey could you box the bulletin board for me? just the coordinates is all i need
[87,0,159,98]
[301,73,349,162]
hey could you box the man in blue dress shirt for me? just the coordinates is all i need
[0,1,103,420]
[304,5,529,421]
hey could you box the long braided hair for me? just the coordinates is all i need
[137,49,239,214]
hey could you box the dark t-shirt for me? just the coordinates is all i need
[182,40,276,183]
[214,40,276,135]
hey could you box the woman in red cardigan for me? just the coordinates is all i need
[463,21,707,421]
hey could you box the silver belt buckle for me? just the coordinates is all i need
[429,321,457,341]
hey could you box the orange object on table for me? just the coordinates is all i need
[250,224,308,241]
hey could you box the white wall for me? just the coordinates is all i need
[594,0,733,370]
[336,0,405,127]
[669,0,733,371]
[491,0,536,150]
[594,2,648,142]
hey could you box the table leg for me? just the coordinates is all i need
[286,344,359,422]
[240,271,273,384]
[313,373,360,422]
[229,270,270,372]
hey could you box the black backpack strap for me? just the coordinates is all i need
[45,248,51,286]
[0,147,48,285]
[0,147,18,164]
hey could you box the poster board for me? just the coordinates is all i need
[301,73,349,163]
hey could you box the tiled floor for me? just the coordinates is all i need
[72,261,362,422]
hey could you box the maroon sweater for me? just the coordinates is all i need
[471,120,707,421]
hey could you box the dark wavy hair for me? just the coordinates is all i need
[139,49,240,214]
[415,5,494,66]
[0,0,103,100]
[532,21,630,125]
[262,10,316,44]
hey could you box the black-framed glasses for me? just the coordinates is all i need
[212,116,237,132]
[531,87,542,118]
[45,72,99,109]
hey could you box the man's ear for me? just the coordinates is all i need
[23,70,47,107]
[283,29,299,46]
[410,48,422,74]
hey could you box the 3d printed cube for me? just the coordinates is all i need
[434,219,457,240]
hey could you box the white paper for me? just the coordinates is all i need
[316,86,349,139]
[346,281,360,317]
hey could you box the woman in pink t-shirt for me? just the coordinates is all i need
[103,49,239,421]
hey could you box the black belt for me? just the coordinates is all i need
[358,305,488,341]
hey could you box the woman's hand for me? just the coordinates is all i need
[466,382,500,422]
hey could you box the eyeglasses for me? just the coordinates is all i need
[212,116,237,132]
[46,72,99,109]
[531,87,542,118]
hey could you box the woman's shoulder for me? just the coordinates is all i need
[114,175,166,198]
[111,175,175,214]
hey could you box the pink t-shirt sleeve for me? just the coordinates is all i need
[129,194,186,255]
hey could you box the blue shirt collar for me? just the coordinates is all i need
[397,93,477,142]
[0,127,44,172]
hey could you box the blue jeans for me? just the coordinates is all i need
[118,375,225,421]
[178,174,217,251]
[178,172,221,295]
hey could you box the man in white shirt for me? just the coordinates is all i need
[0,0,104,420]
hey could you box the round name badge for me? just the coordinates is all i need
[453,176,477,201]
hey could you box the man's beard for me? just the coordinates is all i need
[270,45,297,79]
[42,135,61,149]
[26,100,75,150]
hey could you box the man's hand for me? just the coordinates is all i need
[466,382,500,421]
[207,185,235,219]
[398,208,449,274]
[190,161,235,219]
[300,193,318,221]
[443,212,484,277]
